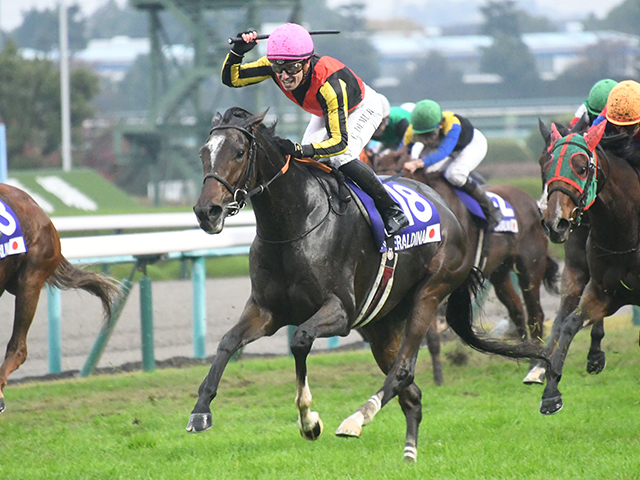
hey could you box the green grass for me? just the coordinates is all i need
[1,316,639,479]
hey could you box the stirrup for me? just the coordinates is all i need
[382,206,409,236]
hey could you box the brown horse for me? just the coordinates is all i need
[537,120,640,414]
[0,184,120,413]
[376,149,559,384]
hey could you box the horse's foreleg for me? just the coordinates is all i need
[490,270,527,340]
[0,286,41,414]
[399,382,422,463]
[187,300,276,433]
[290,296,350,441]
[586,320,606,374]
[540,288,610,415]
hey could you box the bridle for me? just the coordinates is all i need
[202,124,290,216]
[546,139,606,229]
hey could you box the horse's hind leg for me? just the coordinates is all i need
[489,265,527,340]
[586,320,606,374]
[289,296,350,440]
[187,300,278,433]
[425,320,443,385]
[0,283,42,413]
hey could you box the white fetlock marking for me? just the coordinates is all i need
[404,445,418,462]
[295,376,316,431]
[523,365,546,384]
[363,392,383,426]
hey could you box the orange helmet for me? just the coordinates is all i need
[605,80,640,125]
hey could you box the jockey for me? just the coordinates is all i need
[403,99,503,230]
[221,23,409,236]
[370,95,412,152]
[569,79,617,128]
[593,80,640,145]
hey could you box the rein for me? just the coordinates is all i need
[202,123,346,244]
[202,125,289,216]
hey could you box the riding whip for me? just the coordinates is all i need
[228,30,340,44]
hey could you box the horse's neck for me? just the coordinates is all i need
[251,159,328,239]
[589,154,640,248]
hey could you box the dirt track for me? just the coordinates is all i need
[3,272,630,383]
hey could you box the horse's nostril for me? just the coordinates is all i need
[208,205,222,218]
[557,218,571,233]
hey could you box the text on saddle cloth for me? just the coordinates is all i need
[347,178,442,253]
[454,189,519,233]
[0,200,27,259]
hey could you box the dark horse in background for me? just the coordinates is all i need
[537,119,640,414]
[0,184,120,414]
[524,119,606,386]
[375,149,559,385]
[190,107,544,462]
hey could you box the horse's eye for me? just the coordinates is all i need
[237,149,245,158]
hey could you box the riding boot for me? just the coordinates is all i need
[339,160,409,236]
[460,178,504,231]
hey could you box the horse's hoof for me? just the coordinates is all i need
[404,445,418,463]
[523,366,546,385]
[0,397,5,414]
[335,418,362,438]
[586,357,606,375]
[186,413,212,433]
[300,417,323,441]
[540,396,563,415]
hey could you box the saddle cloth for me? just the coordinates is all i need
[346,178,442,253]
[454,189,519,233]
[0,199,27,259]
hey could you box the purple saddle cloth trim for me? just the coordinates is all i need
[346,179,387,253]
[454,188,518,232]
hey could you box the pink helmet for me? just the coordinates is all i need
[267,23,314,61]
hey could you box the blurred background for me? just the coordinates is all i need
[0,0,634,207]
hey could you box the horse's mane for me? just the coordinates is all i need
[219,106,277,139]
[599,133,640,167]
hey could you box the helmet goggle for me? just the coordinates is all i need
[270,60,306,75]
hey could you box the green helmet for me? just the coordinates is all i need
[585,79,617,116]
[410,99,443,134]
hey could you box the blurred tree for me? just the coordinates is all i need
[479,0,541,97]
[585,0,640,34]
[395,52,464,102]
[0,40,99,169]
[10,4,87,53]
[85,0,148,38]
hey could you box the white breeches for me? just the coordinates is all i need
[301,84,384,168]
[418,129,488,187]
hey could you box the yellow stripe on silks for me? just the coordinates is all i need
[228,55,271,87]
[312,79,349,157]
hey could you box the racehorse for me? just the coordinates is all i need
[189,107,544,462]
[536,119,640,414]
[375,149,560,384]
[0,184,120,413]
[523,119,605,385]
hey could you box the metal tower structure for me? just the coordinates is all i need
[115,0,301,204]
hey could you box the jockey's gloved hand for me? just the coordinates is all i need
[274,137,314,159]
[231,30,258,56]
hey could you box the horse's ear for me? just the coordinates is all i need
[244,108,269,131]
[570,114,589,133]
[583,120,606,152]
[550,123,562,144]
[211,112,222,127]
[539,118,551,144]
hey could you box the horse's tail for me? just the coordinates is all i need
[543,255,561,295]
[445,268,547,362]
[47,257,121,319]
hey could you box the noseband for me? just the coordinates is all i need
[202,124,289,216]
[546,140,600,229]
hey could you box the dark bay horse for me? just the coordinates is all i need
[537,120,640,414]
[376,149,559,384]
[0,184,120,413]
[189,107,544,461]
[524,119,605,386]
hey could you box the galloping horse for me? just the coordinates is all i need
[189,107,544,461]
[537,119,640,414]
[376,149,559,384]
[0,184,120,413]
[524,119,605,385]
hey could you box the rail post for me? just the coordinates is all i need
[47,285,62,374]
[192,256,207,358]
[139,260,155,372]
